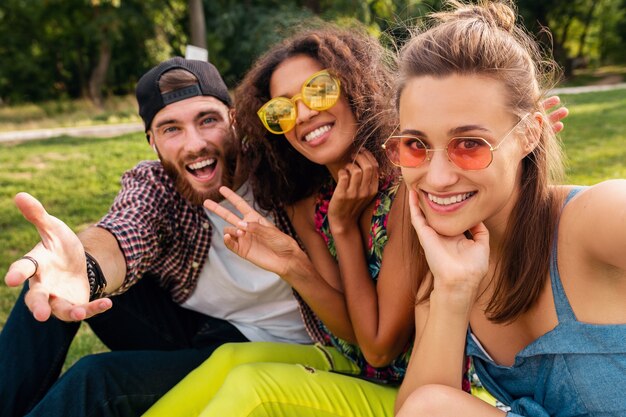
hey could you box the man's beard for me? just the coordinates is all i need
[160,130,240,206]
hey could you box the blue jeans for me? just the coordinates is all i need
[0,277,248,417]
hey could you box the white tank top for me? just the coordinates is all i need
[182,182,311,344]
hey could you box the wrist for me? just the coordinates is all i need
[283,249,316,282]
[85,252,107,300]
[328,218,359,236]
[430,285,477,317]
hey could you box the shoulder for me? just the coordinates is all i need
[118,160,173,195]
[580,179,626,199]
[122,161,172,187]
[112,160,181,214]
[290,195,318,236]
[386,181,409,234]
[558,180,626,263]
[286,194,322,250]
[560,180,626,220]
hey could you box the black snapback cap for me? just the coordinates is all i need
[136,57,232,133]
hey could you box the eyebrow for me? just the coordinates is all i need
[154,108,226,129]
[154,119,178,129]
[449,125,491,136]
[402,125,492,137]
[271,90,296,100]
[194,110,224,122]
[271,81,302,100]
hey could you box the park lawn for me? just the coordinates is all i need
[0,88,625,370]
[558,89,626,183]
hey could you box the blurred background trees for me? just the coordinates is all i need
[517,0,626,77]
[0,0,624,107]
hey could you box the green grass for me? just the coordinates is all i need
[0,88,624,371]
[0,95,140,132]
[559,89,626,183]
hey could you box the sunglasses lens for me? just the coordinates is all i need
[262,98,296,134]
[385,137,427,167]
[258,70,340,135]
[302,73,340,111]
[447,137,492,170]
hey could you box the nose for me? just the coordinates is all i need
[424,149,458,189]
[295,100,318,125]
[184,126,208,153]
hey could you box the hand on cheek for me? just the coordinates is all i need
[408,189,490,294]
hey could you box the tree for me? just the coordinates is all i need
[1,0,623,105]
[519,0,626,75]
[189,0,207,49]
[88,0,120,108]
[0,0,188,104]
[576,0,599,58]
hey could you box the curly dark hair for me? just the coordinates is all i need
[234,25,396,211]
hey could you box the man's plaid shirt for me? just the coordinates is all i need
[97,160,326,344]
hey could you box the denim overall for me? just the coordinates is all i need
[467,187,626,416]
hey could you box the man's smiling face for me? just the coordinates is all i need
[149,95,239,205]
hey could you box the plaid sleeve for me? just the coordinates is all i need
[96,162,172,295]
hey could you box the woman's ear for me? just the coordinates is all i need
[521,112,543,154]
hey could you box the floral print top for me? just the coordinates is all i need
[312,177,410,384]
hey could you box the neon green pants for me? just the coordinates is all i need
[143,342,398,417]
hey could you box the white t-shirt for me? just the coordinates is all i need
[182,182,311,344]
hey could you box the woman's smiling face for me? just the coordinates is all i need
[398,73,530,237]
[269,54,358,173]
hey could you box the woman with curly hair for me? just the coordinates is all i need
[144,25,418,417]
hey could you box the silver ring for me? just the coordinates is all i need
[21,256,39,279]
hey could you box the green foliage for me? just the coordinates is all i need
[517,0,626,72]
[597,0,626,64]
[202,1,316,86]
[200,0,444,87]
[1,0,624,105]
[0,0,187,103]
[171,0,626,87]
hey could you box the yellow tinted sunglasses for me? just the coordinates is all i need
[257,69,341,135]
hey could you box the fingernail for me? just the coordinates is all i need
[238,221,247,228]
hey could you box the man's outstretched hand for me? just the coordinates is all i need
[4,193,111,322]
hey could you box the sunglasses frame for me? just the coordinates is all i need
[382,113,530,171]
[257,69,341,135]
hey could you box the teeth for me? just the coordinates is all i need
[428,192,475,206]
[304,125,331,142]
[187,158,216,170]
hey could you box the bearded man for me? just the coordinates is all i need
[0,58,311,417]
